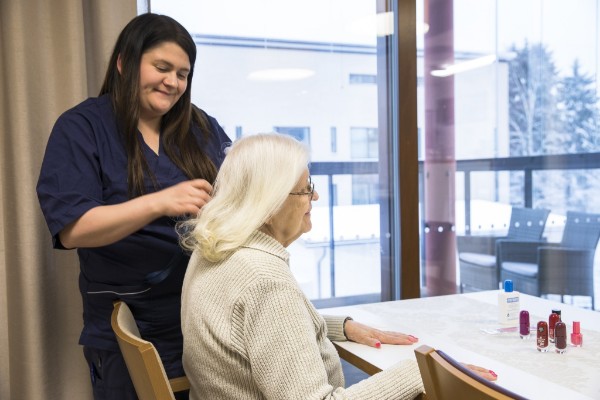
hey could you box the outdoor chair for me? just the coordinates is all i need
[457,207,550,292]
[498,211,600,308]
[111,301,190,400]
[414,345,526,400]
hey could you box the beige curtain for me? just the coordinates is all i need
[0,1,137,398]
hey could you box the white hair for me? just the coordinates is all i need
[179,133,309,262]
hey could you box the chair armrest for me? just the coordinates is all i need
[538,246,595,268]
[169,376,190,393]
[496,239,552,264]
[537,246,596,296]
[457,235,507,255]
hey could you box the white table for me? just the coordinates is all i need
[321,291,600,400]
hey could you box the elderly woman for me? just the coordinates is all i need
[179,133,493,399]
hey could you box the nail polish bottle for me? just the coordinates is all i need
[549,312,561,343]
[519,310,530,339]
[554,321,567,353]
[571,321,583,347]
[537,321,548,352]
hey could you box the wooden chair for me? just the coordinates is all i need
[111,301,190,400]
[414,345,526,400]
[458,207,550,292]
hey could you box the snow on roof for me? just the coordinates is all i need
[300,200,566,244]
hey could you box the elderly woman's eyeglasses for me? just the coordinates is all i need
[289,176,315,200]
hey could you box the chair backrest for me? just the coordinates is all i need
[506,207,550,241]
[560,211,600,249]
[414,345,526,400]
[111,301,190,400]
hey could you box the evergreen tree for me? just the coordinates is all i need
[554,60,600,211]
[556,60,600,153]
[507,44,600,212]
[508,42,560,156]
[507,42,560,205]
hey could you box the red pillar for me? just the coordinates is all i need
[424,0,457,295]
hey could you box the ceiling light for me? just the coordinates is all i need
[247,68,315,82]
[431,55,497,77]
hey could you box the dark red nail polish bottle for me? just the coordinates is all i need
[549,311,561,343]
[537,321,548,352]
[555,321,567,353]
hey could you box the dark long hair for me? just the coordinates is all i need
[99,13,217,197]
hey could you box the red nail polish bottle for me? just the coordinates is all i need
[537,321,548,352]
[571,321,583,347]
[554,321,567,353]
[549,312,561,343]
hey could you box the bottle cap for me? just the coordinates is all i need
[503,279,513,292]
[555,321,567,350]
[552,308,561,317]
[573,321,581,334]
[555,322,566,338]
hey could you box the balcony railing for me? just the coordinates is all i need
[444,152,600,235]
[309,152,600,304]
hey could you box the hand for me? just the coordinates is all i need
[57,179,213,249]
[155,179,213,217]
[461,363,498,381]
[344,319,419,348]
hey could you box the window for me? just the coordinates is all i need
[350,127,378,159]
[352,175,378,205]
[273,126,310,147]
[149,0,600,309]
[330,127,337,153]
[149,0,396,306]
[417,0,600,309]
[349,73,377,84]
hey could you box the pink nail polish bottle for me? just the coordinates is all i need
[571,321,583,347]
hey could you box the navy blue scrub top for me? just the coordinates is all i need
[37,94,231,354]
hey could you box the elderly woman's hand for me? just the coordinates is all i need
[461,363,498,381]
[344,319,418,348]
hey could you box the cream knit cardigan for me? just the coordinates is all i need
[181,230,424,399]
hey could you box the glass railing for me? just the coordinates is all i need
[306,152,600,309]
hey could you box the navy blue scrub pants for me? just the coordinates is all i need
[84,347,189,400]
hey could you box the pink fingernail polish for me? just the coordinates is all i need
[489,370,497,377]
[375,341,381,348]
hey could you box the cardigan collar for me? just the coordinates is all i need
[241,230,290,263]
